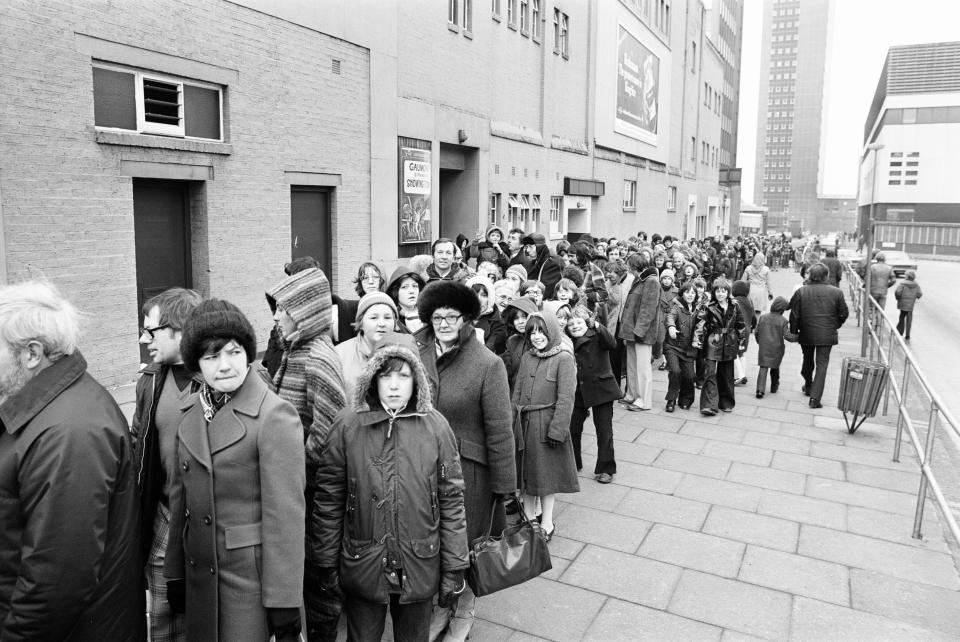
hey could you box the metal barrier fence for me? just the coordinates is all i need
[844,262,960,545]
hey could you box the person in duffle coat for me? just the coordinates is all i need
[165,299,306,642]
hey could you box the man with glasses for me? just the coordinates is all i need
[426,238,469,283]
[133,288,203,641]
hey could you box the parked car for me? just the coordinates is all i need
[881,250,918,279]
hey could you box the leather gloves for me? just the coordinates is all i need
[166,578,185,614]
[267,607,302,641]
[437,570,466,608]
[318,566,342,598]
[546,437,564,448]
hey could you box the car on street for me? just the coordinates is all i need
[880,250,917,278]
[838,248,863,263]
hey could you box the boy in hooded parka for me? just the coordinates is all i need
[265,267,347,641]
[313,336,469,641]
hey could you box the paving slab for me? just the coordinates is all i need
[770,451,844,480]
[674,474,764,512]
[558,476,631,512]
[776,423,845,445]
[479,577,607,642]
[588,439,661,466]
[614,487,711,531]
[702,506,799,553]
[844,461,920,493]
[653,451,731,480]
[757,488,847,530]
[679,420,746,444]
[543,534,586,561]
[726,461,806,494]
[719,631,768,642]
[635,414,688,433]
[741,430,811,455]
[468,619,513,642]
[668,570,792,640]
[636,429,708,454]
[582,598,723,641]
[850,568,960,637]
[755,406,814,426]
[845,504,949,552]
[700,441,774,467]
[790,596,955,642]
[798,524,960,590]
[809,441,910,471]
[559,544,683,609]
[637,524,745,577]
[805,476,916,515]
[609,460,685,494]
[551,504,652,553]
[738,545,849,606]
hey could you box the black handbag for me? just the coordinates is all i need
[466,494,552,597]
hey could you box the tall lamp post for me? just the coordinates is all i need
[860,142,885,356]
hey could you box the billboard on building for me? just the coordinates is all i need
[615,24,659,141]
[398,139,432,244]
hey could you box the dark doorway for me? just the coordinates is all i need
[291,186,332,276]
[133,179,192,363]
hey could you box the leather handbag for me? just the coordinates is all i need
[466,493,552,597]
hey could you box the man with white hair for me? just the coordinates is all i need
[0,281,144,640]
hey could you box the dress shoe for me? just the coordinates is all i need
[618,397,636,406]
[543,525,555,542]
[626,403,643,412]
[700,408,717,416]
[596,473,613,484]
[665,400,676,413]
[809,399,823,409]
[755,391,764,399]
[734,377,748,386]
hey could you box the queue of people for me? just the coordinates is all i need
[0,228,855,641]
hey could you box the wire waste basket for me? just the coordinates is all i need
[837,356,889,433]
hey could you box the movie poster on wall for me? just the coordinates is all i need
[398,140,432,244]
[615,24,659,143]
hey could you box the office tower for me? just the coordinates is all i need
[753,0,831,232]
[706,0,744,169]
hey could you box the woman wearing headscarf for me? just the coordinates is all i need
[166,299,305,642]
[513,311,579,540]
[744,252,773,315]
[413,281,516,642]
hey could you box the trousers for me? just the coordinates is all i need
[897,310,913,338]
[700,359,736,411]
[800,344,832,403]
[756,367,780,393]
[570,402,616,475]
[346,594,431,642]
[664,350,696,407]
[624,341,653,408]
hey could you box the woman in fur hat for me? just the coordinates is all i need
[166,299,305,642]
[413,281,516,641]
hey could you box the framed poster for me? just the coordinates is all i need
[615,23,659,144]
[398,138,432,245]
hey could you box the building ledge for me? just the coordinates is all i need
[550,135,589,155]
[96,130,233,155]
[490,121,543,146]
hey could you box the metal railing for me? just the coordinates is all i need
[844,262,960,545]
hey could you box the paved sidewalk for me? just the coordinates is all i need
[473,268,960,641]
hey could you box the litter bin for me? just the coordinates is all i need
[837,356,889,433]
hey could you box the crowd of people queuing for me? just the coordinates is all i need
[0,225,852,642]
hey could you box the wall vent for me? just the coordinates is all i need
[332,59,342,75]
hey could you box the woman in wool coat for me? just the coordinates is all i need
[513,312,579,540]
[618,252,662,411]
[413,281,517,641]
[166,300,305,642]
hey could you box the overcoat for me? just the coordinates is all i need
[788,283,849,346]
[664,298,700,358]
[618,267,662,345]
[415,324,517,542]
[694,300,746,362]
[512,313,580,496]
[165,369,306,642]
[571,324,622,408]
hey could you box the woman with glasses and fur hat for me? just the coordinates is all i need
[513,311,579,540]
[313,335,469,641]
[413,281,516,641]
[165,299,305,642]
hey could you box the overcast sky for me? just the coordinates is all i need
[735,0,960,201]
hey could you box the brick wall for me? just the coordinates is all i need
[0,0,370,388]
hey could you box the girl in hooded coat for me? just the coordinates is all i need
[754,296,798,398]
[512,312,579,540]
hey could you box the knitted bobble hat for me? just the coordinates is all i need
[180,298,257,372]
[506,264,528,282]
[356,291,398,323]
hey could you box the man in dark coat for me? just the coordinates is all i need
[821,248,843,288]
[789,263,849,408]
[0,281,144,641]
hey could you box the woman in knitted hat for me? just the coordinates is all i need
[413,281,515,641]
[166,299,305,642]
[334,291,399,401]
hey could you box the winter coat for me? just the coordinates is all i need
[619,267,662,345]
[570,324,622,408]
[868,262,896,298]
[694,299,746,362]
[313,343,469,604]
[415,323,517,542]
[665,298,700,358]
[821,257,843,288]
[512,313,580,496]
[469,225,511,269]
[895,280,923,311]
[755,297,798,368]
[527,244,564,298]
[0,353,144,641]
[426,261,471,283]
[789,282,849,346]
[732,281,756,355]
[500,297,540,389]
[165,369,305,642]
[744,263,772,313]
[335,335,375,404]
[132,363,203,566]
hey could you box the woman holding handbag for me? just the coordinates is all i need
[513,311,579,541]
